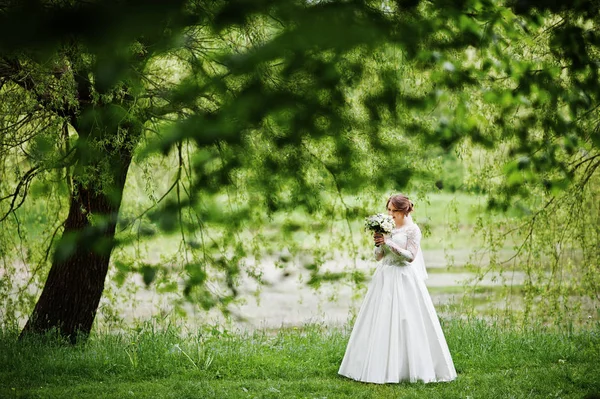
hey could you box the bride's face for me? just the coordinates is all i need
[386,204,405,227]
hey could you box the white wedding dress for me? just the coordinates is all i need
[338,221,457,384]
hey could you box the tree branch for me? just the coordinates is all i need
[0,165,40,222]
[0,58,69,117]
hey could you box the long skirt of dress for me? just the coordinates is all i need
[338,262,457,384]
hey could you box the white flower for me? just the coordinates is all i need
[365,213,395,234]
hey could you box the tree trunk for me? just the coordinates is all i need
[20,127,136,343]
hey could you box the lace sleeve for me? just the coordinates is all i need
[384,225,421,262]
[405,225,421,261]
[374,245,384,261]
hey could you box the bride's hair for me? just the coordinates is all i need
[387,194,414,215]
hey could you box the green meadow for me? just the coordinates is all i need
[1,319,599,399]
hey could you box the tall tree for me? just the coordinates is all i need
[1,1,192,340]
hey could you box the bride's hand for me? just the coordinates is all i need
[374,233,385,247]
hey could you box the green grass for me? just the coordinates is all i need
[1,319,599,399]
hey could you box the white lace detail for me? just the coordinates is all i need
[404,224,421,261]
[382,224,421,263]
[373,245,384,261]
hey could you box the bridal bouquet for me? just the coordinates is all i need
[364,213,395,234]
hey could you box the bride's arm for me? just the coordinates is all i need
[384,226,421,262]
[374,245,384,261]
[373,233,385,261]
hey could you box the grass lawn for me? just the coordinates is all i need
[1,319,598,399]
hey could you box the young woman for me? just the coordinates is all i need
[339,194,457,384]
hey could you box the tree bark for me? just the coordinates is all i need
[20,122,137,343]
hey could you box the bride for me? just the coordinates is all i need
[338,194,457,384]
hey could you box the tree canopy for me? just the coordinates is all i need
[1,0,599,339]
